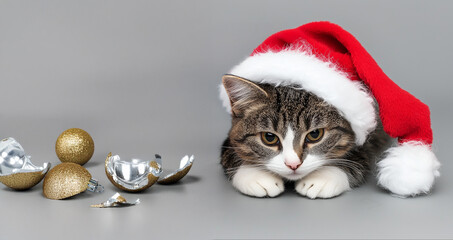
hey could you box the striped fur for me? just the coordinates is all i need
[221,75,391,192]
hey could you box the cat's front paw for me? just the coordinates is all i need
[296,166,350,199]
[232,165,284,197]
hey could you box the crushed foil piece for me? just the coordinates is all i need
[158,155,194,185]
[91,192,140,208]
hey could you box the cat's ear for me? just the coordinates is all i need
[222,74,268,116]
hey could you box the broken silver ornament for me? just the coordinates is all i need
[105,152,163,192]
[0,138,51,190]
[91,192,140,208]
[158,155,194,184]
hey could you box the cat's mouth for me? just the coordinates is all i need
[274,167,319,181]
[281,171,306,181]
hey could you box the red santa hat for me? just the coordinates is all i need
[219,21,440,197]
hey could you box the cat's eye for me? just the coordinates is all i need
[260,132,280,146]
[305,129,324,143]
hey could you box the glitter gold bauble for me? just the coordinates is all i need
[55,128,94,165]
[43,162,92,200]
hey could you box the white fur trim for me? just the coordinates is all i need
[219,49,377,145]
[377,141,440,197]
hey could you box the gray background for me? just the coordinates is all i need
[0,0,452,239]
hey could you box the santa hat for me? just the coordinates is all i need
[219,21,440,197]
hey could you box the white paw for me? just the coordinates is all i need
[296,166,350,199]
[232,165,284,197]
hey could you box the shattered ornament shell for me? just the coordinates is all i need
[0,138,50,190]
[105,152,162,192]
[158,155,194,185]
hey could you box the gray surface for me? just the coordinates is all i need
[0,0,452,239]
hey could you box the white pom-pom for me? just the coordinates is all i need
[377,141,440,197]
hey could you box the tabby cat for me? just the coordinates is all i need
[220,74,391,199]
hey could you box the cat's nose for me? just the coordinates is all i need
[285,161,301,170]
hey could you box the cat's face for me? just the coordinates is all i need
[223,75,356,181]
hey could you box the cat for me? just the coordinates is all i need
[220,74,391,199]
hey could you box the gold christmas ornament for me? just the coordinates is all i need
[55,128,94,165]
[43,162,103,200]
[0,138,51,190]
[105,152,162,192]
[158,155,194,185]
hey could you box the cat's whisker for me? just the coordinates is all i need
[326,159,364,168]
[321,159,365,173]
[221,146,242,150]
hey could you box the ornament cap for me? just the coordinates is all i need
[87,178,104,193]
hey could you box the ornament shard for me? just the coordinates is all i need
[91,192,140,208]
[158,155,194,185]
[105,152,162,192]
[0,138,51,190]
